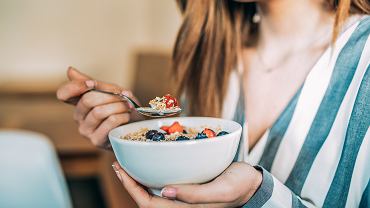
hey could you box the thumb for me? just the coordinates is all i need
[67,66,91,81]
[161,183,226,204]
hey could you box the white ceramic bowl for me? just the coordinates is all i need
[109,117,242,194]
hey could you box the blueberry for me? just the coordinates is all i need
[195,132,207,139]
[145,130,158,140]
[176,136,190,141]
[217,131,229,136]
[151,132,165,141]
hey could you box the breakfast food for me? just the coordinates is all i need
[121,121,229,142]
[149,94,180,111]
[136,94,182,116]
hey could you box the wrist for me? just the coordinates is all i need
[252,168,263,194]
[239,167,263,205]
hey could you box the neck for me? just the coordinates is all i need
[258,0,333,47]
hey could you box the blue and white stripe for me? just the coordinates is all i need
[223,15,370,208]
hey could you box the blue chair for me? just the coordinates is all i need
[0,130,72,208]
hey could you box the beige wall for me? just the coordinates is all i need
[0,0,181,90]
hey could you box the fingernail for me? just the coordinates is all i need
[85,80,95,88]
[121,91,132,98]
[112,164,118,171]
[115,171,122,181]
[112,164,123,182]
[160,187,177,198]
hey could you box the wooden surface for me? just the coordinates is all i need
[0,92,137,208]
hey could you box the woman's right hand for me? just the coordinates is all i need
[56,67,144,148]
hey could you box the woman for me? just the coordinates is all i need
[57,0,370,207]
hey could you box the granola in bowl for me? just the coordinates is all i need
[121,121,229,142]
[108,116,243,194]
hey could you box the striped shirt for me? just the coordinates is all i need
[221,15,370,207]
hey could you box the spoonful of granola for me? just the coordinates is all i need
[137,94,182,117]
[65,89,181,118]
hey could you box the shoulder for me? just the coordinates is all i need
[358,15,370,29]
[330,15,369,105]
[339,15,370,45]
[352,15,370,72]
[348,15,370,44]
[353,15,370,65]
[336,15,370,67]
[348,15,370,34]
[348,16,369,112]
[354,15,370,46]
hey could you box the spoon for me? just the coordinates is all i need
[64,88,181,118]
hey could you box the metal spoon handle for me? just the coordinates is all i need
[64,88,141,108]
[92,89,141,108]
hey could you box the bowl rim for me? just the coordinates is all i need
[108,116,242,146]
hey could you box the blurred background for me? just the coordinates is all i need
[0,0,181,207]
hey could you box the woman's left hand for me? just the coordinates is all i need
[112,161,262,208]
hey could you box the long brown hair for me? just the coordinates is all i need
[172,0,369,117]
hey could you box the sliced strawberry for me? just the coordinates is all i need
[168,121,183,134]
[203,128,216,138]
[173,97,179,106]
[164,94,179,108]
[160,125,170,134]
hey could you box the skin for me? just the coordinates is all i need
[112,162,262,208]
[242,0,334,149]
[56,0,335,206]
[56,67,144,148]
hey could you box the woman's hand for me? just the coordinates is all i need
[112,162,262,208]
[57,67,144,148]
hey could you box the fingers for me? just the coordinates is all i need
[82,76,122,93]
[72,89,136,147]
[57,79,91,102]
[81,102,129,131]
[67,66,91,81]
[92,113,129,144]
[57,67,92,103]
[112,162,185,208]
[112,162,152,207]
[58,67,144,149]
[112,162,233,208]
[59,66,122,103]
[161,163,254,204]
[81,113,130,147]
[161,183,230,204]
[74,91,126,121]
